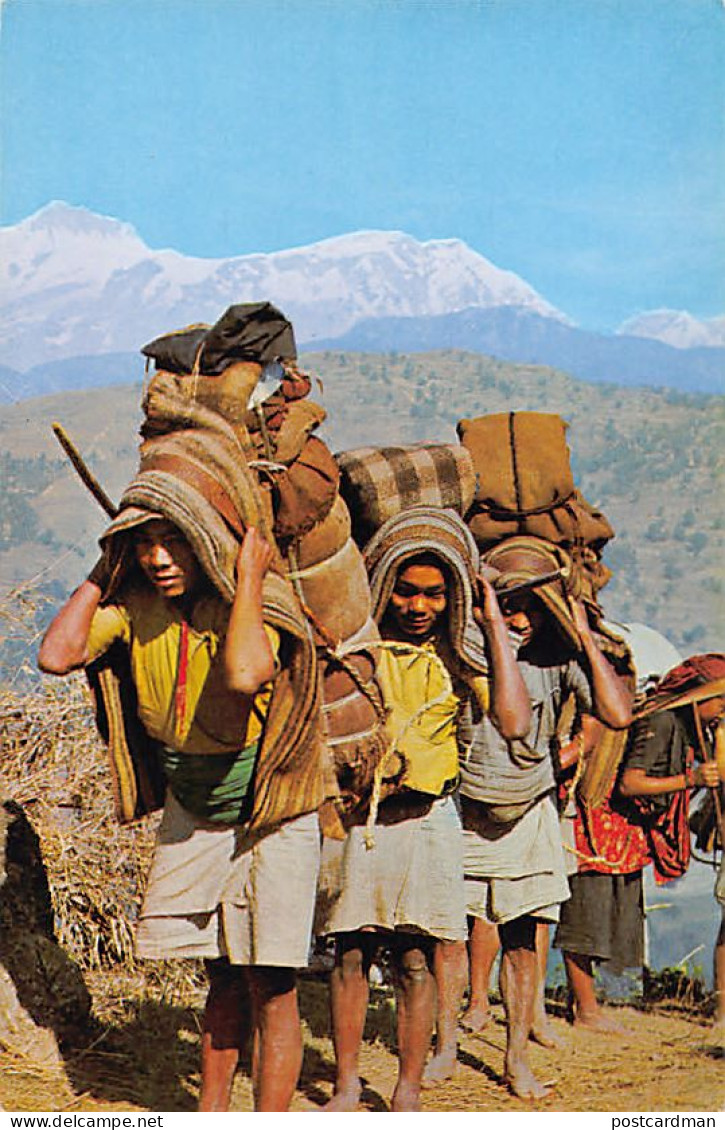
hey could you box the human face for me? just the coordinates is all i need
[133,519,200,600]
[499,592,546,648]
[696,694,725,728]
[388,563,448,641]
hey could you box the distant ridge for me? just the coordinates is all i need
[310,307,725,395]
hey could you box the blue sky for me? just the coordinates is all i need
[1,0,723,330]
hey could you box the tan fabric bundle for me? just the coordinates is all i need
[565,490,615,550]
[234,381,390,817]
[145,366,338,547]
[289,511,388,814]
[295,496,352,569]
[458,411,575,515]
[458,412,614,598]
[577,725,632,810]
[336,442,477,548]
[318,617,388,808]
[290,536,373,643]
[554,623,636,809]
[264,435,340,543]
[467,490,613,556]
[144,362,263,432]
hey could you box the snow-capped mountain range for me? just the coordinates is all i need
[1,201,565,369]
[617,309,725,350]
[1,202,723,396]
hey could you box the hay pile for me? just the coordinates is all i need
[0,671,155,970]
[0,592,205,1014]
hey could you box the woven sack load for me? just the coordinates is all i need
[458,411,575,514]
[314,617,388,806]
[458,412,614,598]
[290,536,372,643]
[295,496,352,569]
[141,305,389,819]
[289,512,387,813]
[336,443,477,549]
[466,488,613,554]
[144,367,339,548]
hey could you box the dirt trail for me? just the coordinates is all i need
[1,974,723,1115]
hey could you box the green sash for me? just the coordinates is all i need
[160,741,258,825]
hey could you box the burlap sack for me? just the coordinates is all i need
[247,398,327,464]
[292,508,388,812]
[565,490,614,549]
[468,492,614,553]
[457,412,575,514]
[319,617,379,703]
[295,496,352,569]
[290,536,372,643]
[577,726,632,809]
[468,507,562,547]
[263,435,340,543]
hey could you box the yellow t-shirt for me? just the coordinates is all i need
[87,586,280,755]
[376,640,488,796]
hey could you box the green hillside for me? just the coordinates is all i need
[1,351,723,664]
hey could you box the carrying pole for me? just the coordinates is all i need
[52,422,118,518]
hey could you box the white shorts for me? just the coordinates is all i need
[136,792,321,966]
[462,792,570,925]
[316,793,467,943]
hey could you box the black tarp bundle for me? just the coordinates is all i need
[142,301,297,375]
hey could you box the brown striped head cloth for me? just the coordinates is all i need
[363,506,489,676]
[481,535,579,650]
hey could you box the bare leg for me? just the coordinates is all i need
[713,912,725,1044]
[530,922,562,1047]
[247,966,302,1112]
[390,934,436,1111]
[199,959,250,1111]
[564,951,628,1033]
[461,915,499,1032]
[423,939,467,1085]
[323,932,371,1111]
[500,916,550,1100]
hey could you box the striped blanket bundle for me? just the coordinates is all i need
[336,442,478,548]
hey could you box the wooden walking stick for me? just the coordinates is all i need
[52,422,119,518]
[693,709,725,850]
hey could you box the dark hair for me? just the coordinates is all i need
[396,551,451,583]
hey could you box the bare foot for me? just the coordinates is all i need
[422,1050,458,1087]
[460,1003,491,1033]
[322,1079,362,1112]
[391,1080,422,1111]
[573,1008,630,1035]
[504,1061,552,1101]
[530,1019,565,1048]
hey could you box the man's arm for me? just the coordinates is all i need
[224,528,276,695]
[473,575,531,740]
[620,762,719,796]
[558,713,603,775]
[571,600,632,731]
[619,711,720,796]
[37,570,105,675]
